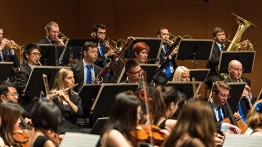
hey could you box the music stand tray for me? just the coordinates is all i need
[0,62,13,82]
[218,51,256,73]
[117,64,158,83]
[226,83,245,113]
[166,81,203,100]
[124,37,163,60]
[91,83,139,115]
[189,69,210,82]
[78,84,101,118]
[38,44,66,66]
[176,39,214,61]
[23,66,63,97]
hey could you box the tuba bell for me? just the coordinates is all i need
[226,13,256,51]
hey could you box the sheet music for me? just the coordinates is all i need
[60,132,100,147]
[223,134,261,147]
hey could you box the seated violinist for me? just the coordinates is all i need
[0,101,27,146]
[132,42,150,64]
[247,99,262,136]
[28,100,61,147]
[209,81,241,135]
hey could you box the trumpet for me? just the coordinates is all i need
[0,38,22,50]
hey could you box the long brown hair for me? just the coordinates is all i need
[0,101,23,145]
[164,99,215,147]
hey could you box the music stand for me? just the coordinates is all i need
[223,134,261,147]
[91,83,139,115]
[23,66,63,97]
[166,81,203,100]
[124,37,162,60]
[189,69,210,82]
[78,84,101,118]
[218,51,256,73]
[60,132,100,147]
[227,83,246,113]
[0,62,13,82]
[176,39,214,68]
[90,117,109,135]
[38,44,66,66]
[257,88,262,101]
[117,64,158,83]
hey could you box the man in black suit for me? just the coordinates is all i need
[224,60,253,122]
[209,81,241,134]
[71,41,102,92]
[154,27,178,85]
[0,26,20,81]
[206,27,226,88]
[121,59,142,83]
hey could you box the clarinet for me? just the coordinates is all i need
[94,37,135,84]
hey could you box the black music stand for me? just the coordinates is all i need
[189,69,210,82]
[117,64,158,83]
[78,84,101,118]
[124,37,162,60]
[166,81,203,100]
[176,39,214,68]
[38,44,66,66]
[218,51,256,73]
[0,62,13,82]
[23,66,63,97]
[91,83,139,116]
[90,117,109,135]
[227,83,246,113]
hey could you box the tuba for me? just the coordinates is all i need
[226,13,256,51]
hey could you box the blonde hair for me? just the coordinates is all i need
[247,99,262,130]
[51,68,75,94]
[172,66,190,82]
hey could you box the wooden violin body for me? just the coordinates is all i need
[13,126,33,147]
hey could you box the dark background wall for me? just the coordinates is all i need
[1,0,261,96]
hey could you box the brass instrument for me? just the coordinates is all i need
[58,31,69,43]
[226,13,256,51]
[165,33,192,45]
[0,38,22,50]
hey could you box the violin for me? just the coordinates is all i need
[13,117,33,147]
[45,131,61,147]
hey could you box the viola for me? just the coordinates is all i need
[13,126,33,147]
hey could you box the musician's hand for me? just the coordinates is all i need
[105,49,115,57]
[170,47,178,57]
[0,38,7,50]
[233,112,241,121]
[56,38,65,45]
[214,133,224,147]
[55,90,70,102]
[229,124,241,134]
[159,126,171,138]
[24,117,32,125]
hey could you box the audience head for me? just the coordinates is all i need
[31,100,61,133]
[164,99,215,147]
[212,81,231,106]
[172,66,190,82]
[0,81,18,103]
[132,42,150,64]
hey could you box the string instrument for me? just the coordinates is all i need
[94,37,135,84]
[13,116,33,147]
[222,101,248,134]
[45,131,61,147]
[130,72,165,146]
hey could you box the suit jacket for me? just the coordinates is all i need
[71,60,102,92]
[95,43,108,68]
[206,43,221,73]
[38,37,60,45]
[159,46,178,72]
[1,47,20,68]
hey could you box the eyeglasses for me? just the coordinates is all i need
[218,93,231,98]
[30,52,42,57]
[97,32,106,35]
[232,67,244,72]
[128,69,142,75]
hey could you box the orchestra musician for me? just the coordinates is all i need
[172,66,190,82]
[101,92,141,147]
[71,41,102,92]
[28,100,61,147]
[206,27,226,88]
[15,43,42,112]
[208,81,241,134]
[38,21,65,45]
[246,99,262,136]
[132,42,150,64]
[121,59,142,83]
[155,27,178,86]
[91,23,115,68]
[223,60,253,122]
[0,26,20,81]
[50,68,83,133]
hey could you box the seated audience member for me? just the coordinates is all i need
[246,99,262,136]
[28,100,61,147]
[71,41,102,92]
[132,42,150,64]
[172,66,190,82]
[15,43,41,112]
[224,59,253,122]
[101,92,141,147]
[209,81,241,135]
[164,99,216,147]
[0,101,27,146]
[151,86,182,131]
[50,68,83,133]
[122,59,142,83]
